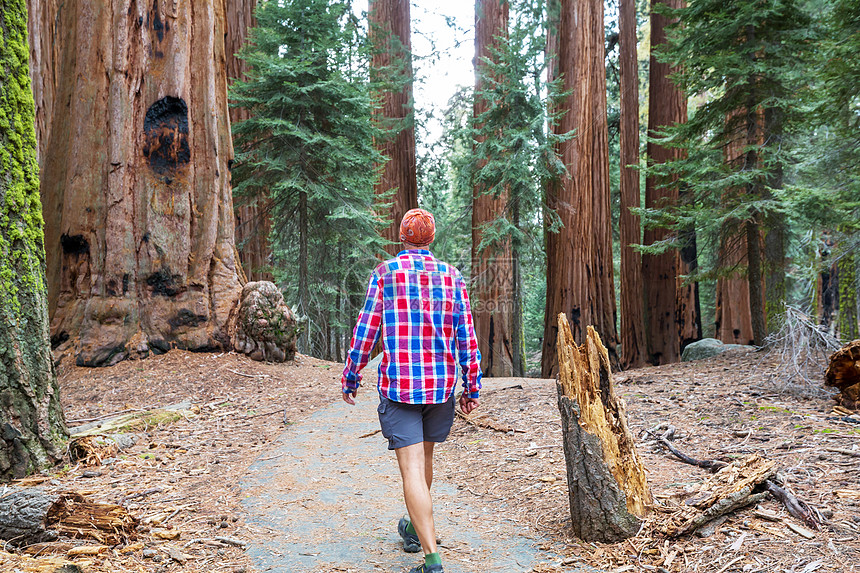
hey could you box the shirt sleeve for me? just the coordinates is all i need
[341,271,383,393]
[455,274,482,399]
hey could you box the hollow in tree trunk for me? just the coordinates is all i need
[30,1,244,366]
[1,0,67,480]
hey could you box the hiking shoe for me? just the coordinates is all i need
[405,564,444,573]
[398,516,421,553]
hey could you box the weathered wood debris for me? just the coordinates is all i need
[0,489,138,547]
[555,315,651,542]
[825,339,860,409]
[652,426,821,537]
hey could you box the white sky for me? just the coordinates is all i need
[354,0,476,148]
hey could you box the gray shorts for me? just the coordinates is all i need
[377,394,455,450]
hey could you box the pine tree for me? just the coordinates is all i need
[231,0,386,358]
[646,0,813,345]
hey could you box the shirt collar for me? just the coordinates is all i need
[397,248,432,257]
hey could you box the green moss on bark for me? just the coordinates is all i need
[0,0,67,481]
[837,253,859,342]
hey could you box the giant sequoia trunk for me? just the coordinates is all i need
[618,0,646,369]
[472,0,517,377]
[642,0,686,365]
[30,1,244,366]
[1,0,67,480]
[226,0,272,283]
[542,0,618,377]
[369,0,418,254]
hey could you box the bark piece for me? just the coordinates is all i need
[825,340,860,409]
[0,489,137,546]
[666,455,775,537]
[556,316,651,542]
[232,282,299,363]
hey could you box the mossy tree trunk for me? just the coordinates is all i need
[29,0,244,366]
[1,0,67,480]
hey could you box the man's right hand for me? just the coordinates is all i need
[342,388,358,405]
[459,394,479,415]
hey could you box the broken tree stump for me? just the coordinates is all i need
[825,339,860,409]
[556,316,651,542]
[0,488,138,546]
[232,281,300,362]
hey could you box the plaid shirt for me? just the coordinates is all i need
[341,249,482,404]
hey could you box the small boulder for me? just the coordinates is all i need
[232,282,299,362]
[682,338,755,362]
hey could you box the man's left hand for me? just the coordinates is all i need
[343,388,358,405]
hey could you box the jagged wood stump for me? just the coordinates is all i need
[0,489,137,546]
[556,316,651,542]
[232,282,299,362]
[825,339,860,409]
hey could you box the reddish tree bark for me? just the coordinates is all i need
[642,0,686,365]
[369,0,418,255]
[472,0,517,377]
[542,0,618,377]
[30,0,243,366]
[618,0,646,369]
[226,0,272,282]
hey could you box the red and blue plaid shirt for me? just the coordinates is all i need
[341,249,482,404]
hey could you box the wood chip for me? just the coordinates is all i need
[787,522,816,539]
[754,508,782,522]
[153,528,181,540]
[67,545,110,557]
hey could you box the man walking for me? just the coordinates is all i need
[341,208,482,573]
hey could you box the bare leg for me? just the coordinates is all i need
[423,441,435,490]
[395,441,438,555]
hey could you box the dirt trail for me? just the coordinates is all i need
[240,372,592,573]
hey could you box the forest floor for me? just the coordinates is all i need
[1,346,858,572]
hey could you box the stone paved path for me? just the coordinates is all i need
[240,370,594,573]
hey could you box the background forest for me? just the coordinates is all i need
[229,0,860,376]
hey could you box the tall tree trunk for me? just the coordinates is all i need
[472,0,515,377]
[837,247,859,342]
[762,107,786,331]
[299,190,310,352]
[1,0,67,480]
[226,0,272,282]
[31,0,243,366]
[369,0,418,255]
[642,0,686,365]
[746,219,766,346]
[542,0,618,377]
[676,227,702,349]
[715,229,755,345]
[618,0,646,369]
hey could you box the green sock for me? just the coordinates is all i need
[425,552,442,567]
[405,519,417,535]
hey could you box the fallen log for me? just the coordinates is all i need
[825,339,860,410]
[556,317,651,542]
[652,428,820,532]
[0,488,138,546]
